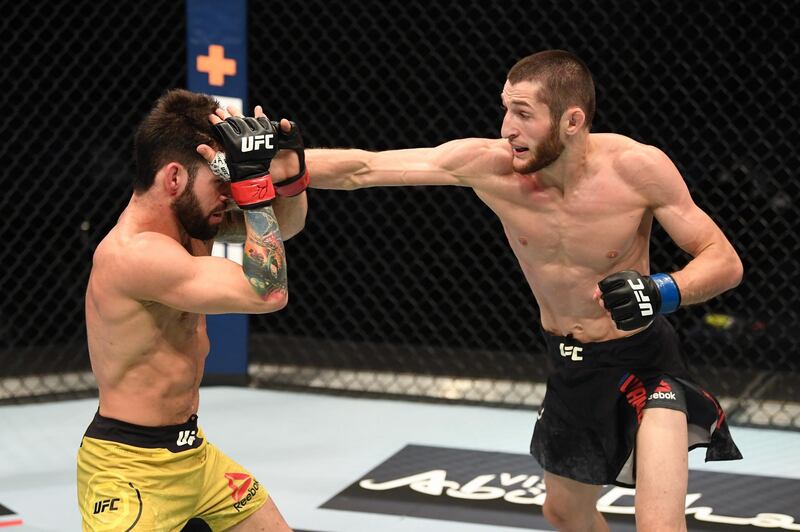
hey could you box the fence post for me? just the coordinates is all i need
[186,0,249,385]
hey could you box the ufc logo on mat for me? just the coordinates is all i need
[559,343,584,361]
[176,429,197,446]
[241,134,274,152]
[627,279,654,316]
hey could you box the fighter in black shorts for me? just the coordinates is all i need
[532,315,741,487]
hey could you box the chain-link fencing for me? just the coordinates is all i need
[2,0,798,428]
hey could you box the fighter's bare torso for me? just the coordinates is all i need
[85,213,211,426]
[466,133,653,341]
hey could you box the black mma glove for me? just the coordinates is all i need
[212,116,278,209]
[598,270,682,331]
[271,120,309,197]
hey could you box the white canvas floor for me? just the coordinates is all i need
[1,387,799,531]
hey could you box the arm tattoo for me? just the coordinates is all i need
[214,210,246,244]
[242,207,288,299]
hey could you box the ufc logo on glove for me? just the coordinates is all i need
[241,134,274,152]
[627,278,654,316]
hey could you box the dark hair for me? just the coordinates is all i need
[507,50,595,130]
[133,88,220,192]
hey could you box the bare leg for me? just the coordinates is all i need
[542,471,609,532]
[635,407,688,532]
[227,496,293,532]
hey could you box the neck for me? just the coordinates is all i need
[535,132,591,191]
[124,192,185,243]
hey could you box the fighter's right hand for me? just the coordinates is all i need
[212,114,278,209]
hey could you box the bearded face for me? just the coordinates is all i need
[172,176,220,241]
[513,118,565,174]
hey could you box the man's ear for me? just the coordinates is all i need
[563,107,586,136]
[156,162,188,197]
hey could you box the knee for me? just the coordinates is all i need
[543,496,594,529]
[636,513,687,532]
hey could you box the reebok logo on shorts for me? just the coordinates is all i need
[225,472,252,501]
[225,472,261,511]
[648,379,676,401]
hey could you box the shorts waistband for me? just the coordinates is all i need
[83,411,204,453]
[541,316,672,368]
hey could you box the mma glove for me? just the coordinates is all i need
[213,116,278,209]
[598,270,682,331]
[271,120,309,197]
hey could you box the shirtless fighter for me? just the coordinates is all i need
[282,50,742,531]
[78,89,308,531]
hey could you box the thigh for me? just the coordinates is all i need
[78,437,197,531]
[635,407,688,529]
[197,442,273,531]
[543,471,604,513]
[227,497,292,532]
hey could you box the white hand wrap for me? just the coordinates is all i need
[209,151,231,181]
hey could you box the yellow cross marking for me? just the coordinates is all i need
[196,45,236,87]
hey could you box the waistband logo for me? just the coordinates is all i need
[176,429,197,447]
[559,343,584,361]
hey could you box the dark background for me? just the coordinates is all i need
[1,1,798,417]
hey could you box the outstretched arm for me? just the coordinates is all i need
[305,138,509,190]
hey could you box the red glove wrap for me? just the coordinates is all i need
[275,168,310,197]
[230,174,276,208]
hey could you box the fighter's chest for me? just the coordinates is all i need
[487,179,649,265]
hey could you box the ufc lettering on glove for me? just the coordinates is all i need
[597,270,681,331]
[241,134,274,152]
[213,116,279,210]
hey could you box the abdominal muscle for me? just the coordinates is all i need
[95,347,207,427]
[518,257,649,342]
[87,289,210,427]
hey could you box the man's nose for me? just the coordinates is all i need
[218,182,232,201]
[500,114,516,140]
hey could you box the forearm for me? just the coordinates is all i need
[306,148,372,190]
[670,240,743,306]
[243,207,288,303]
[306,141,483,189]
[271,193,307,240]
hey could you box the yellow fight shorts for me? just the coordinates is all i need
[77,412,268,531]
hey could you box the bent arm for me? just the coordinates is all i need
[124,206,288,314]
[270,193,307,240]
[306,138,508,190]
[632,147,743,305]
[215,194,307,243]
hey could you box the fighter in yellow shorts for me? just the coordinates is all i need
[79,89,308,531]
[78,415,266,530]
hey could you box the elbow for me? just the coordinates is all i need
[253,289,289,314]
[268,290,289,312]
[729,254,744,289]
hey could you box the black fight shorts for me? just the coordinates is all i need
[530,316,742,487]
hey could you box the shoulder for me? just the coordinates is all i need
[601,135,688,207]
[92,229,191,286]
[435,138,512,179]
[603,135,670,179]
